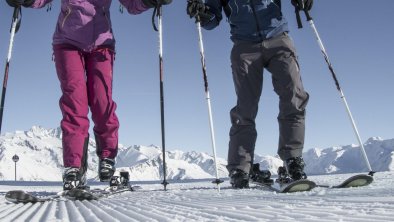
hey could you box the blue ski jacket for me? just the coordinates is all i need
[203,0,289,42]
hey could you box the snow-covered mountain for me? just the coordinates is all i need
[0,126,229,181]
[303,137,394,174]
[115,145,229,181]
[0,126,393,181]
[254,136,394,175]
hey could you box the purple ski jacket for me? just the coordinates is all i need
[30,0,150,51]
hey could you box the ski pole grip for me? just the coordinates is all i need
[12,7,21,20]
[10,7,22,34]
[196,14,201,23]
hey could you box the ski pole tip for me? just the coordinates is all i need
[212,179,224,185]
[368,171,376,177]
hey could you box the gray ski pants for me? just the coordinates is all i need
[227,33,309,174]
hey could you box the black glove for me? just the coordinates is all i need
[186,0,214,23]
[142,0,172,8]
[291,0,313,11]
[6,0,34,7]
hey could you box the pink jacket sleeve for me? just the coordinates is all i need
[119,0,150,14]
[30,0,53,8]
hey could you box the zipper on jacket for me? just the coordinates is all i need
[61,6,71,28]
[249,0,264,41]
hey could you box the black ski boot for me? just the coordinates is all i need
[229,169,249,189]
[276,166,292,184]
[249,163,274,185]
[63,167,88,191]
[99,158,116,182]
[285,157,307,181]
[119,171,130,187]
[110,171,130,188]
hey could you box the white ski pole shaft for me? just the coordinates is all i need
[6,18,18,63]
[196,20,222,191]
[307,18,373,173]
[0,7,21,134]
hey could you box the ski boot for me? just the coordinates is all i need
[249,163,274,185]
[63,167,89,191]
[285,157,307,181]
[120,171,130,187]
[99,158,116,182]
[110,171,130,189]
[276,166,292,184]
[229,169,249,189]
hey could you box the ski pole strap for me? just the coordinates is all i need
[303,9,313,21]
[151,1,163,32]
[46,2,52,12]
[294,7,313,29]
[295,8,303,29]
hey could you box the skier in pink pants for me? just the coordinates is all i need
[6,0,172,190]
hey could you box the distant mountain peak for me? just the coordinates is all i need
[366,136,384,143]
[0,127,393,181]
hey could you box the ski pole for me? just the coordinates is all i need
[195,16,223,191]
[152,2,169,190]
[298,9,374,176]
[0,7,22,134]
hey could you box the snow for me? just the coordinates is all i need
[1,171,394,221]
[0,127,393,220]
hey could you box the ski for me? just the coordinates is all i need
[248,164,315,193]
[5,190,63,203]
[316,174,373,189]
[63,188,100,201]
[250,174,372,193]
[90,184,141,198]
[251,179,316,193]
[5,172,141,203]
[5,185,141,204]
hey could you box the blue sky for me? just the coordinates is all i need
[0,0,393,159]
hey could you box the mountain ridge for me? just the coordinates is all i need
[0,126,392,181]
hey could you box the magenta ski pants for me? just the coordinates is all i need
[53,44,119,168]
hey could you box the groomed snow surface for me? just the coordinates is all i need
[1,171,393,222]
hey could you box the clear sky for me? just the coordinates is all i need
[0,0,393,159]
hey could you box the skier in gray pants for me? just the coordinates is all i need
[187,0,312,188]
